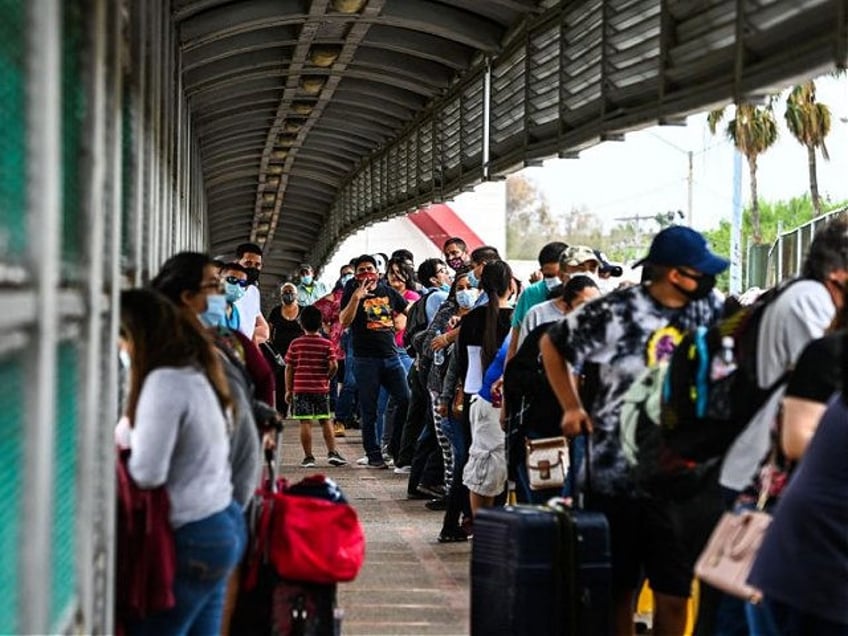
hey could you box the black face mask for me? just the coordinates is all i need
[281,292,296,305]
[673,270,716,301]
[244,267,260,285]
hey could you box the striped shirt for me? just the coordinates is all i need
[284,333,335,394]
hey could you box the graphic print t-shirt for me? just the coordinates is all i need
[546,284,723,496]
[341,282,409,358]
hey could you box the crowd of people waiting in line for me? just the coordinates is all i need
[115,214,848,635]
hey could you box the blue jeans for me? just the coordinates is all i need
[758,597,848,635]
[355,355,411,462]
[334,333,358,424]
[131,501,247,636]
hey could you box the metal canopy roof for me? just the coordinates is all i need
[174,0,844,279]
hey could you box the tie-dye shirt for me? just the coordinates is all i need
[547,284,724,496]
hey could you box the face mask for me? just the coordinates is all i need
[340,273,353,285]
[673,271,716,301]
[447,257,464,271]
[543,276,560,291]
[456,288,479,309]
[199,294,227,327]
[570,272,601,288]
[467,270,479,289]
[356,271,378,284]
[244,267,260,285]
[439,282,451,293]
[224,281,246,303]
[281,292,296,305]
[301,275,313,286]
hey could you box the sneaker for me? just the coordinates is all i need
[366,459,388,469]
[356,456,369,466]
[437,527,469,543]
[393,465,412,475]
[425,498,447,511]
[327,451,347,467]
[333,422,346,438]
[300,455,316,468]
[406,490,430,500]
[417,484,445,499]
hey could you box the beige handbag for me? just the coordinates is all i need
[694,454,775,602]
[525,436,568,491]
[694,510,771,602]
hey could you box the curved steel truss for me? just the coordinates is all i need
[174,0,845,276]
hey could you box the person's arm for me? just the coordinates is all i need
[128,372,181,488]
[234,331,275,406]
[780,397,826,460]
[339,279,372,327]
[253,313,270,344]
[284,364,294,405]
[505,326,521,362]
[328,359,338,379]
[539,333,593,436]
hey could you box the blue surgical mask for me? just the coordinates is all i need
[199,294,227,328]
[340,273,353,285]
[456,288,479,309]
[224,281,246,303]
[544,276,560,291]
[301,275,313,286]
[439,282,451,293]
[467,270,479,289]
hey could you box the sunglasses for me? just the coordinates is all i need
[225,276,250,287]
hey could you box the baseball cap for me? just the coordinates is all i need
[560,245,600,268]
[594,250,623,277]
[635,226,729,275]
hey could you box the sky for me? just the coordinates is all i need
[519,74,848,233]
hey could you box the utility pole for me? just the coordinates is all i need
[730,150,743,294]
[687,150,694,226]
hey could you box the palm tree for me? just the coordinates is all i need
[708,102,778,244]
[784,80,831,216]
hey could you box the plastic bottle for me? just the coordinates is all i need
[710,336,737,381]
[433,330,445,366]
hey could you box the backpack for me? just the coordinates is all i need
[402,289,437,357]
[621,280,800,499]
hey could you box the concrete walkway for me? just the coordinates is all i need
[278,422,471,635]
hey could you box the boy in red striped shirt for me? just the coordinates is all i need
[284,305,347,467]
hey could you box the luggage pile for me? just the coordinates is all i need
[232,450,366,636]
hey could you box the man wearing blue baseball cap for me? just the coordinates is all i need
[539,225,728,636]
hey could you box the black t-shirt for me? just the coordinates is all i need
[341,282,408,358]
[267,305,304,358]
[457,304,514,386]
[786,331,843,403]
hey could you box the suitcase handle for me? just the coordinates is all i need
[578,426,592,510]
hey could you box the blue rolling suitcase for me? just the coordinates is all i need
[471,437,612,636]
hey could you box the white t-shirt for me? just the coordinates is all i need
[235,285,262,340]
[720,280,835,491]
[518,299,567,349]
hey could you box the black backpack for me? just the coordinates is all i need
[624,279,801,499]
[402,289,437,357]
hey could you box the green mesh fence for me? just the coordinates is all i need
[121,80,133,262]
[0,0,26,261]
[0,352,24,633]
[61,0,85,270]
[50,343,78,627]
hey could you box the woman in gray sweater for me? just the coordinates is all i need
[120,289,246,635]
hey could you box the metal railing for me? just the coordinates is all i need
[766,206,848,287]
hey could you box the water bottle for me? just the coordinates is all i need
[710,336,737,381]
[433,330,445,366]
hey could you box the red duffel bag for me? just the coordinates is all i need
[250,473,366,585]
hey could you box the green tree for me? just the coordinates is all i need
[784,81,832,216]
[505,174,562,259]
[703,195,845,290]
[708,102,779,244]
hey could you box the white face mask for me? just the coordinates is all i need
[455,288,479,309]
[543,276,561,291]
